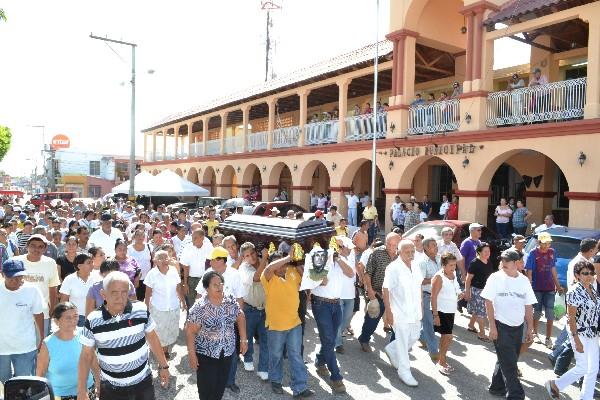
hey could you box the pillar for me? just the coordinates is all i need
[187,122,194,158]
[329,188,349,219]
[174,125,179,159]
[219,112,227,155]
[267,98,276,150]
[337,78,350,143]
[298,90,310,146]
[241,106,249,153]
[292,186,311,211]
[143,132,147,162]
[566,193,600,229]
[454,191,490,224]
[152,131,157,161]
[202,117,209,156]
[162,130,167,160]
[262,185,278,202]
[584,16,600,119]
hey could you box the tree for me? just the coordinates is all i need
[0,126,12,162]
[0,9,6,22]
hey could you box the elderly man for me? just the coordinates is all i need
[419,237,441,361]
[89,212,124,257]
[358,233,401,352]
[79,271,170,399]
[383,239,423,387]
[534,214,560,234]
[180,229,214,307]
[437,227,464,284]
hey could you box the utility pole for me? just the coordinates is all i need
[90,34,137,201]
[371,0,380,203]
[29,125,50,191]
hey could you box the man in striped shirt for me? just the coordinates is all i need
[78,271,170,400]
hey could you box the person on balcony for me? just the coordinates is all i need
[508,74,526,121]
[411,94,425,106]
[450,82,462,99]
[529,68,550,116]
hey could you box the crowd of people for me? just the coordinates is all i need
[0,194,599,400]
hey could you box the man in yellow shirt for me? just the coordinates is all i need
[204,208,219,240]
[261,252,313,397]
[335,219,349,237]
[362,200,379,245]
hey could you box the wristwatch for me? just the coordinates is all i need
[158,364,169,370]
[241,339,249,343]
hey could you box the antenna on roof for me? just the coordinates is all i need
[261,0,281,82]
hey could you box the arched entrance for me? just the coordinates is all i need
[267,162,295,202]
[241,164,263,201]
[340,158,386,225]
[187,167,198,184]
[299,161,331,209]
[202,167,217,196]
[220,165,238,199]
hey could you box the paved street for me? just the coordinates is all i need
[150,299,582,400]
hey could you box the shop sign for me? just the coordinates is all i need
[51,134,71,150]
[388,143,480,158]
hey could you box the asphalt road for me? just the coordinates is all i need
[150,300,583,400]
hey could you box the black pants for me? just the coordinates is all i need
[136,280,146,301]
[489,321,525,400]
[196,352,232,400]
[298,290,308,356]
[100,374,155,400]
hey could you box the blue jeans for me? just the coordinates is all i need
[419,292,439,355]
[367,221,377,245]
[311,297,343,382]
[335,299,355,347]
[268,325,308,396]
[227,324,239,386]
[243,304,268,373]
[358,296,395,344]
[0,350,37,384]
[78,315,85,327]
[496,222,510,239]
[533,291,555,321]
[347,208,357,227]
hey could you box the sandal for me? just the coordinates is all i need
[467,327,478,333]
[439,364,454,376]
[478,336,490,342]
[544,380,560,399]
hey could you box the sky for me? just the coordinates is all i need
[0,0,530,177]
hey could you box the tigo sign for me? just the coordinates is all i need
[51,134,71,150]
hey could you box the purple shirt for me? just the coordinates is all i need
[87,281,136,308]
[525,248,556,291]
[460,238,481,270]
[117,257,141,283]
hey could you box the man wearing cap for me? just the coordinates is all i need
[195,246,245,393]
[509,235,527,254]
[382,239,423,387]
[180,229,214,307]
[0,259,45,384]
[525,232,562,349]
[89,212,124,258]
[314,210,326,225]
[14,234,59,337]
[481,249,536,399]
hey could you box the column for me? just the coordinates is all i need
[152,131,157,161]
[174,125,179,159]
[292,186,311,211]
[219,112,227,155]
[262,185,278,202]
[187,122,194,158]
[463,12,475,92]
[202,117,209,156]
[337,78,350,143]
[143,132,147,162]
[454,191,490,224]
[298,89,310,146]
[267,98,276,150]
[585,16,600,119]
[241,106,249,153]
[566,193,600,229]
[162,130,167,160]
[329,188,349,219]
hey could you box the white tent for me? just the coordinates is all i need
[111,171,158,196]
[152,169,210,197]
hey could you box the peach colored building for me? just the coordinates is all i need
[142,0,600,233]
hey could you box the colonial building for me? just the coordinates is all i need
[141,0,600,232]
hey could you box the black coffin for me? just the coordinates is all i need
[219,214,335,254]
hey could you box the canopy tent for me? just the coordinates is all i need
[111,171,158,196]
[153,169,210,197]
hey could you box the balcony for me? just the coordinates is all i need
[304,120,339,145]
[408,99,460,135]
[206,139,221,156]
[223,135,244,154]
[190,142,204,157]
[155,151,164,161]
[145,152,154,162]
[486,78,586,127]
[344,113,387,141]
[248,131,268,151]
[272,126,301,149]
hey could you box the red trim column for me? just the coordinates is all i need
[464,12,475,83]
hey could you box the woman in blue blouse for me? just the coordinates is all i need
[185,271,248,400]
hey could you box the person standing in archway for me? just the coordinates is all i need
[362,200,379,245]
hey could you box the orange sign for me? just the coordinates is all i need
[51,134,70,150]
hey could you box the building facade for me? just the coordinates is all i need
[141,0,600,233]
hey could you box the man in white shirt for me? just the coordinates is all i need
[481,249,536,399]
[0,259,44,384]
[438,194,450,220]
[534,214,561,234]
[334,237,357,354]
[566,238,598,287]
[345,190,360,227]
[180,229,213,307]
[360,192,370,209]
[120,204,135,222]
[171,224,191,258]
[310,191,318,212]
[389,196,403,229]
[88,213,124,257]
[382,239,423,387]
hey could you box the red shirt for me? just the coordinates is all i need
[447,203,459,219]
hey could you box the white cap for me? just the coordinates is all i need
[469,223,483,231]
[337,236,356,250]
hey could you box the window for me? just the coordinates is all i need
[89,161,100,176]
[88,185,101,198]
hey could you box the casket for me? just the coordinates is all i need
[219,214,334,255]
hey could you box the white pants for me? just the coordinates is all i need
[555,334,599,400]
[386,322,420,376]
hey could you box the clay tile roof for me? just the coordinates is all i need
[143,40,393,132]
[484,0,562,26]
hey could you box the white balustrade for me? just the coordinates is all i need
[190,142,204,157]
[223,135,243,154]
[408,99,460,135]
[145,152,154,162]
[247,131,269,151]
[154,151,164,161]
[304,120,339,145]
[206,139,221,155]
[344,113,387,141]
[272,126,300,149]
[165,150,175,160]
[486,78,586,127]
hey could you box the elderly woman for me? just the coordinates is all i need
[464,242,493,341]
[128,229,153,300]
[114,238,141,288]
[36,302,99,399]
[59,252,95,326]
[185,271,248,400]
[144,250,186,360]
[546,261,600,400]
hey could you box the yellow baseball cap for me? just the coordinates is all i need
[538,232,553,243]
[210,246,229,260]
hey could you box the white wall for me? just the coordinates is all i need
[54,149,116,180]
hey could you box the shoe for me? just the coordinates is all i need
[346,327,354,336]
[439,364,454,376]
[227,383,240,393]
[257,371,268,381]
[545,337,554,350]
[418,339,427,349]
[293,389,315,398]
[243,361,254,371]
[316,365,329,377]
[430,354,439,363]
[360,342,372,352]
[467,327,478,333]
[331,380,346,393]
[384,341,399,369]
[544,380,560,399]
[398,372,418,387]
[548,354,557,367]
[488,388,507,397]
[335,345,345,354]
[533,333,542,344]
[271,383,285,395]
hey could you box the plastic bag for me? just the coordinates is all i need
[554,292,567,320]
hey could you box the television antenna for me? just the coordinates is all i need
[261,1,281,81]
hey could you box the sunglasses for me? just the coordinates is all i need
[579,271,596,276]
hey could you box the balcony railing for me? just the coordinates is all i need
[223,135,243,154]
[344,113,387,141]
[304,120,339,145]
[165,150,176,160]
[190,142,204,157]
[155,151,164,161]
[272,126,301,149]
[248,131,268,151]
[206,139,221,156]
[486,78,586,127]
[408,99,460,135]
[145,152,154,162]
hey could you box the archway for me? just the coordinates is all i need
[220,165,237,199]
[299,160,331,199]
[266,162,294,202]
[202,167,217,196]
[241,164,263,201]
[340,158,386,225]
[187,167,198,184]
[175,168,183,177]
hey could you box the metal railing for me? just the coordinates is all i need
[206,139,221,155]
[272,126,300,149]
[165,150,175,160]
[408,99,460,134]
[190,142,204,157]
[145,152,154,162]
[154,151,164,161]
[486,78,586,127]
[344,113,387,141]
[223,135,243,154]
[248,131,268,151]
[304,120,339,145]
[179,150,188,159]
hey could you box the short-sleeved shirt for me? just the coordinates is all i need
[87,281,136,309]
[403,211,420,232]
[15,254,60,318]
[363,206,378,221]
[391,203,403,220]
[117,257,141,284]
[512,207,529,227]
[480,270,537,327]
[460,238,481,272]
[239,262,266,309]
[0,282,44,355]
[326,213,342,227]
[57,255,77,282]
[566,282,600,339]
[383,259,423,323]
[187,294,241,358]
[467,258,493,289]
[204,220,219,238]
[437,240,463,262]
[80,301,156,387]
[365,246,393,295]
[525,248,557,291]
[346,195,359,209]
[180,242,213,278]
[261,267,302,331]
[144,266,181,311]
[88,228,124,257]
[195,267,244,300]
[59,273,95,316]
[419,255,441,293]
